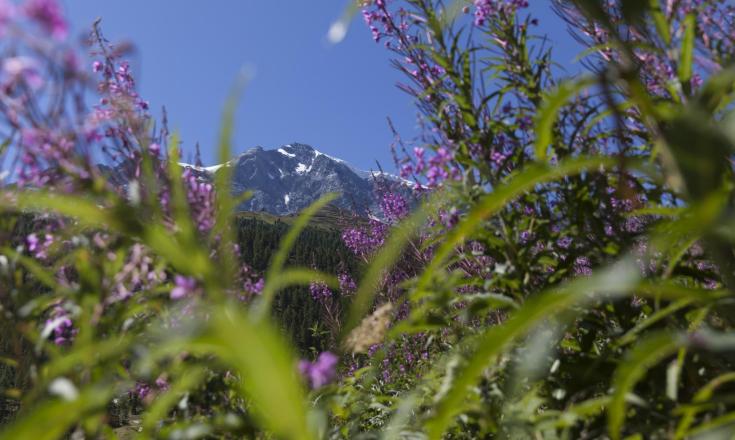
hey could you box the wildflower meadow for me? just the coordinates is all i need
[1,0,735,439]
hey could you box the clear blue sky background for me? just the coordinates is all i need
[64,1,581,171]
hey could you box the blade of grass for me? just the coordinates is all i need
[252,192,338,320]
[340,195,435,340]
[204,306,315,440]
[535,76,596,161]
[425,259,640,439]
[140,366,207,438]
[608,332,682,440]
[415,156,618,299]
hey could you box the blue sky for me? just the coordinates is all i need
[64,1,581,171]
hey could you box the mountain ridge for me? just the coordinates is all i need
[180,143,409,216]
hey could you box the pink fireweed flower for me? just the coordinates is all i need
[309,280,332,303]
[26,232,53,259]
[0,0,16,35]
[244,277,264,295]
[298,352,338,389]
[380,191,409,223]
[44,306,77,346]
[170,275,198,300]
[22,0,68,40]
[473,0,529,26]
[2,56,43,89]
[133,382,151,400]
[338,272,357,295]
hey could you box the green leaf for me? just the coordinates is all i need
[416,156,618,298]
[0,385,114,440]
[675,372,735,439]
[205,306,315,440]
[252,192,338,320]
[535,76,596,161]
[341,195,435,339]
[608,332,682,440]
[211,74,249,290]
[684,411,735,438]
[678,14,696,91]
[2,247,66,294]
[5,191,128,231]
[141,366,207,437]
[266,267,338,293]
[695,67,735,114]
[425,260,640,439]
[166,134,199,248]
[615,299,695,347]
[648,0,671,44]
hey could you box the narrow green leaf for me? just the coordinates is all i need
[535,76,595,161]
[141,367,207,437]
[206,306,315,440]
[211,73,249,290]
[416,156,617,297]
[649,0,670,44]
[166,134,198,247]
[266,267,338,293]
[608,332,682,440]
[2,247,65,293]
[0,385,114,440]
[685,411,735,438]
[615,299,695,347]
[341,196,434,339]
[252,192,338,320]
[678,14,696,90]
[425,260,640,439]
[675,372,735,439]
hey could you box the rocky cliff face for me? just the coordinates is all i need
[180,143,408,216]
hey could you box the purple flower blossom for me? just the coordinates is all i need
[3,56,43,89]
[309,281,333,303]
[182,168,216,232]
[45,306,77,346]
[573,256,592,276]
[338,272,357,295]
[298,352,338,389]
[342,219,388,258]
[134,382,151,400]
[473,0,529,26]
[557,236,572,249]
[22,0,67,40]
[519,230,534,244]
[155,376,169,392]
[491,150,508,166]
[0,0,15,35]
[26,232,53,259]
[517,115,532,130]
[170,275,197,300]
[380,191,409,222]
[439,207,459,229]
[244,277,264,295]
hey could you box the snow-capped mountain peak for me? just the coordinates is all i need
[179,143,409,215]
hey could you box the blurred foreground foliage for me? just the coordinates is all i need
[2,0,735,439]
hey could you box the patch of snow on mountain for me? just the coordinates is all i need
[314,149,345,164]
[278,148,296,158]
[295,163,312,174]
[203,164,224,172]
[178,162,225,173]
[284,194,290,205]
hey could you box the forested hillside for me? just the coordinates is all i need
[235,215,358,352]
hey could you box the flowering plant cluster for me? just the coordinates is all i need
[1,1,735,439]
